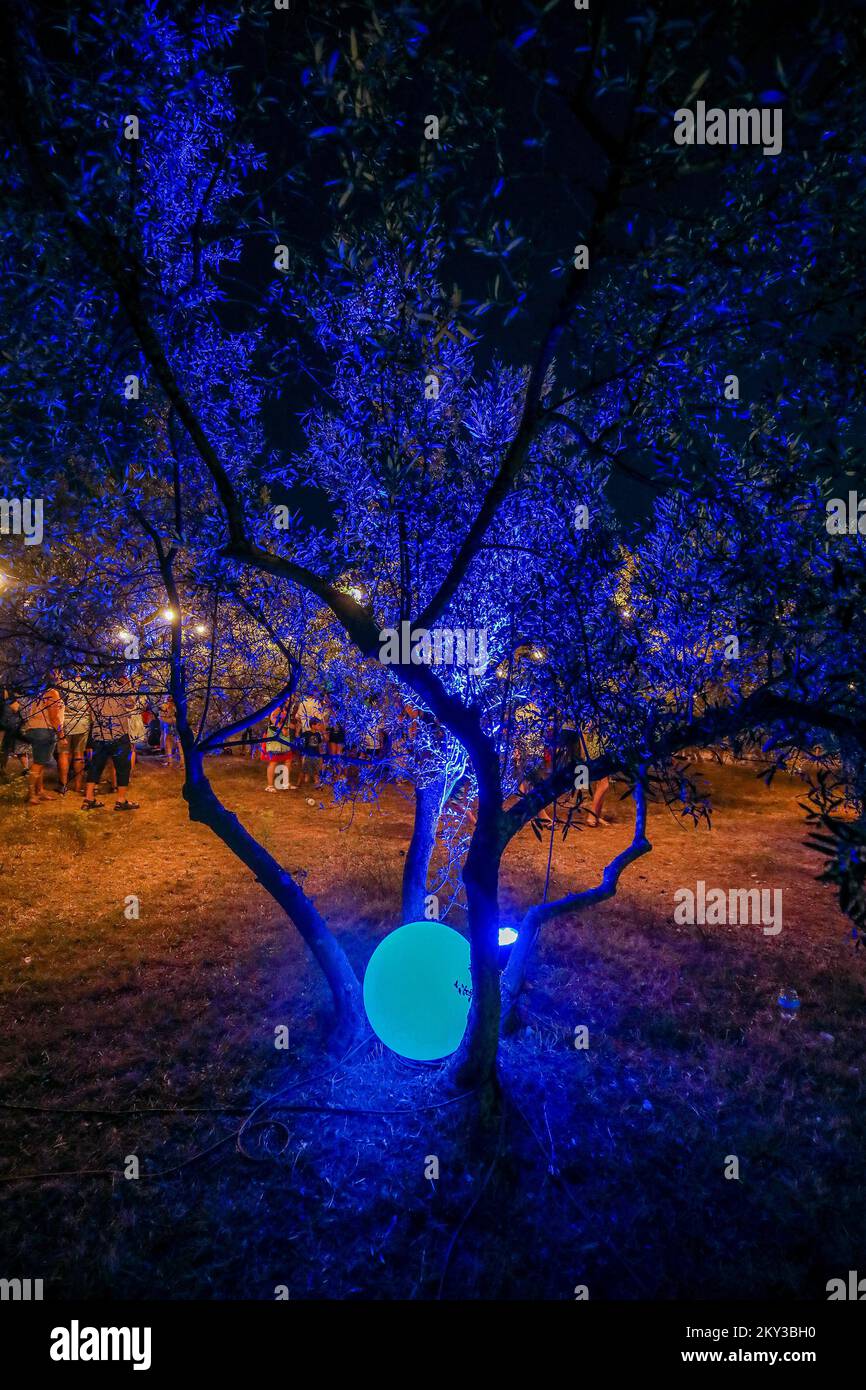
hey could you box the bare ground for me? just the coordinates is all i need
[0,754,863,1300]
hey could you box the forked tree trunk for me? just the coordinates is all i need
[157,576,364,1046]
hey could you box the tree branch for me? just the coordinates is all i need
[501,771,651,1024]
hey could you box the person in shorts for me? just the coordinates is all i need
[262,699,294,792]
[159,695,182,768]
[327,715,345,762]
[301,716,326,789]
[54,670,91,796]
[82,675,139,811]
[579,723,611,826]
[22,675,64,805]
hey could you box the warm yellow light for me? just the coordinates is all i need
[117,628,132,642]
[194,624,207,635]
[162,608,176,621]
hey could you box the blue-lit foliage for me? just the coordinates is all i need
[1,0,865,1079]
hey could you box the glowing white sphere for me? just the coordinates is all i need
[363,920,472,1062]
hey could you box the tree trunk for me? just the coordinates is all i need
[182,747,364,1043]
[155,575,364,1046]
[401,776,446,921]
[448,796,503,1089]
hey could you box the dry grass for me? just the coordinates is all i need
[0,753,864,1299]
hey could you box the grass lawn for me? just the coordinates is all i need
[1,753,863,1299]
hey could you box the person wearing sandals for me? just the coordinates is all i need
[82,672,139,811]
[262,699,294,792]
[579,723,611,827]
[54,669,91,796]
[22,673,64,806]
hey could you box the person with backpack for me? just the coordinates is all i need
[0,682,26,778]
[143,705,162,751]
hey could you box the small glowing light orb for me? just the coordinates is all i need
[498,926,518,946]
[363,921,472,1062]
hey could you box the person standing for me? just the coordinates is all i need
[295,692,323,735]
[126,686,146,779]
[293,693,324,789]
[262,698,294,792]
[54,669,91,797]
[0,682,26,779]
[82,674,139,811]
[286,698,303,788]
[579,723,611,827]
[301,716,326,792]
[22,673,64,805]
[326,698,345,765]
[103,679,144,793]
[142,704,162,752]
[159,693,182,768]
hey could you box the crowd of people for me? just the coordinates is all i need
[1,670,612,828]
[0,670,382,810]
[0,669,185,811]
[259,693,393,797]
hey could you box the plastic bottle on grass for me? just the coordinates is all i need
[777,988,800,1020]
